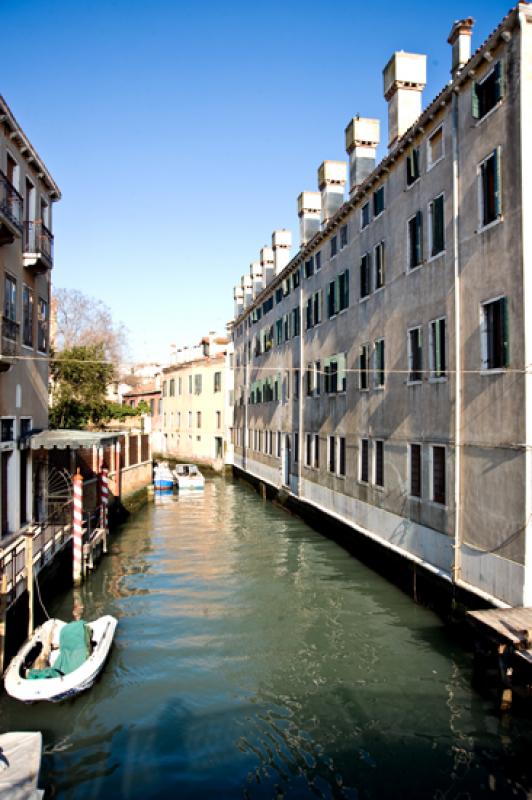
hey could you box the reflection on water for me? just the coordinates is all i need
[1,478,532,799]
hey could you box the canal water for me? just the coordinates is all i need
[1,477,532,799]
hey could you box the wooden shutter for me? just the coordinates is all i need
[471,83,480,118]
[494,148,502,218]
[502,297,510,367]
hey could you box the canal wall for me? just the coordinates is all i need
[233,465,495,621]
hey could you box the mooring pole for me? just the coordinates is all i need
[24,531,34,638]
[100,467,109,532]
[73,470,84,586]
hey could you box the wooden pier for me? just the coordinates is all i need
[467,607,532,710]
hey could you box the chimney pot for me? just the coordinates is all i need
[260,245,275,286]
[448,18,474,78]
[383,52,426,149]
[317,161,347,226]
[345,118,380,195]
[272,230,292,275]
[297,191,322,247]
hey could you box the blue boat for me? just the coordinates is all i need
[153,463,174,492]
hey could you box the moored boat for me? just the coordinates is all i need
[153,462,174,491]
[173,464,205,490]
[4,615,117,702]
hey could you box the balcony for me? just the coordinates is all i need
[0,317,18,372]
[23,220,53,273]
[0,171,23,246]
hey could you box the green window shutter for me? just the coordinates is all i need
[471,83,480,118]
[327,283,333,318]
[502,297,510,367]
[416,211,423,263]
[495,60,505,102]
[494,148,502,218]
[434,321,441,375]
[344,269,350,308]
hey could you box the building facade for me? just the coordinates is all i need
[232,5,532,607]
[161,334,234,468]
[0,93,60,538]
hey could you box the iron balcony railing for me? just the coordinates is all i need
[0,171,23,233]
[23,220,54,264]
[1,316,18,357]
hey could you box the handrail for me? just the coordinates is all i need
[23,219,54,261]
[0,170,23,231]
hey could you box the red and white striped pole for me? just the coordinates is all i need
[72,469,84,585]
[100,467,109,531]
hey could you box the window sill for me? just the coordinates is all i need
[477,216,503,235]
[480,367,507,376]
[407,262,424,274]
[405,178,421,191]
[373,285,385,295]
[374,385,385,391]
[429,376,447,383]
[474,99,504,127]
[407,380,423,386]
[357,479,369,487]
[427,250,446,264]
[373,484,385,492]
[21,344,34,351]
[359,295,371,304]
[408,494,422,502]
[427,154,445,173]
[359,387,370,393]
[373,210,385,222]
[427,500,448,511]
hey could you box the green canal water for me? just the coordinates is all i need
[1,477,532,799]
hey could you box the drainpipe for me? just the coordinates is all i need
[519,7,532,605]
[298,275,304,496]
[451,87,462,583]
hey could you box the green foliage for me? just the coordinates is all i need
[136,400,151,415]
[49,344,114,429]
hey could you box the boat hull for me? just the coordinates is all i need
[4,615,118,702]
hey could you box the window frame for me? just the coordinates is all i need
[374,241,385,291]
[430,444,447,507]
[407,326,423,384]
[428,193,445,260]
[408,442,423,500]
[429,317,447,381]
[374,338,385,389]
[373,439,384,488]
[480,295,509,372]
[427,124,444,171]
[359,438,370,484]
[407,211,424,271]
[477,147,502,231]
[361,202,370,230]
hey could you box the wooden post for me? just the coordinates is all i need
[114,440,121,500]
[0,573,8,673]
[24,532,34,638]
[99,467,109,531]
[73,470,84,586]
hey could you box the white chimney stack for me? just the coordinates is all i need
[260,246,275,286]
[318,161,347,227]
[234,285,244,318]
[383,52,427,149]
[297,191,322,247]
[345,117,380,196]
[272,230,292,275]
[448,18,474,79]
[242,274,253,308]
[250,260,263,298]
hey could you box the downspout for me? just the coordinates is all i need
[298,277,304,496]
[451,86,462,582]
[519,7,532,604]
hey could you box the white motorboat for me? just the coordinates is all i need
[153,462,174,492]
[173,464,205,490]
[4,615,117,703]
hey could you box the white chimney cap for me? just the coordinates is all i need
[234,286,244,299]
[260,245,274,264]
[345,118,380,152]
[242,274,253,289]
[383,52,427,99]
[297,191,322,216]
[250,261,262,278]
[272,229,292,248]
[318,161,347,189]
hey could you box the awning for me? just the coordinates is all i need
[21,429,119,450]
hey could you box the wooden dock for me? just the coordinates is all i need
[467,607,532,710]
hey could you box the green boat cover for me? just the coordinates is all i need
[28,620,91,680]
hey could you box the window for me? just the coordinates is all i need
[406,147,420,186]
[327,271,349,317]
[328,436,336,473]
[472,61,504,120]
[408,212,423,270]
[162,381,167,397]
[408,327,423,382]
[306,364,313,396]
[275,287,283,304]
[188,375,193,394]
[340,225,348,248]
[178,377,183,395]
[306,290,322,331]
[409,444,422,498]
[304,257,314,279]
[479,149,501,228]
[1,419,14,442]
[430,318,447,378]
[428,126,443,169]
[374,440,384,487]
[305,434,312,467]
[361,202,370,229]
[373,186,385,217]
[22,286,33,348]
[37,298,48,352]
[314,361,321,396]
[3,275,16,340]
[291,307,300,337]
[360,439,369,483]
[374,339,385,387]
[324,353,347,394]
[330,235,338,258]
[314,435,320,468]
[374,242,385,290]
[315,251,322,271]
[214,371,221,392]
[188,411,192,427]
[432,446,446,505]
[429,195,445,257]
[294,369,300,399]
[176,411,181,427]
[194,374,202,395]
[294,432,299,463]
[216,411,221,429]
[359,344,369,390]
[169,379,175,397]
[360,253,371,299]
[482,297,509,370]
[338,437,346,477]
[292,270,300,289]
[197,412,202,428]
[277,431,282,458]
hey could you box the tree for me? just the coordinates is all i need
[52,288,128,368]
[49,343,114,429]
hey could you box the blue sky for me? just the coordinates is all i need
[3,0,512,362]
